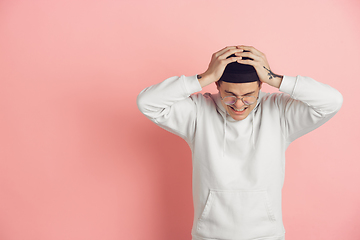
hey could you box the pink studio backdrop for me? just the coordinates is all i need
[0,0,359,239]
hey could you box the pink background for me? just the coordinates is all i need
[0,0,359,239]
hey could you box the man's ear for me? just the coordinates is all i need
[215,81,220,91]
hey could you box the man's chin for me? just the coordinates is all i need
[227,107,250,121]
[228,112,249,121]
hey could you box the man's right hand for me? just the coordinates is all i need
[197,46,243,88]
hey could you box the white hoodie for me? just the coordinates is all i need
[137,74,343,240]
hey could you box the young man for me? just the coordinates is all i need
[137,45,343,240]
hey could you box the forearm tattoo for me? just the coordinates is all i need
[263,66,282,80]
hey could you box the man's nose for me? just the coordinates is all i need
[235,99,246,108]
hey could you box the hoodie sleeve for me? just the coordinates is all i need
[277,75,343,143]
[136,75,202,143]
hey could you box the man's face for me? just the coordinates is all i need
[216,81,262,121]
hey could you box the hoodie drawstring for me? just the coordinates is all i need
[251,110,255,150]
[223,111,227,157]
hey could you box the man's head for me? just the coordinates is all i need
[216,53,262,121]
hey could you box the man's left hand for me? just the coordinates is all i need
[235,45,283,88]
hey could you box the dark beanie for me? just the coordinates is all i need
[218,51,259,83]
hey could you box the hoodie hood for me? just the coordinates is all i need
[210,90,265,156]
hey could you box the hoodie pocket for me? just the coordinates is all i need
[196,189,277,240]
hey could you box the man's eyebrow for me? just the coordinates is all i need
[225,90,256,97]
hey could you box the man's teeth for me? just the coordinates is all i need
[232,106,247,111]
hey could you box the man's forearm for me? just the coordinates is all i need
[197,73,215,88]
[267,75,283,89]
[262,66,283,89]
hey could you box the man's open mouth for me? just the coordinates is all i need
[230,106,248,113]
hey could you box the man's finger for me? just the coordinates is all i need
[220,48,244,60]
[237,45,263,57]
[235,51,261,62]
[237,58,255,66]
[225,56,242,65]
[214,46,238,58]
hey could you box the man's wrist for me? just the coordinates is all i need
[197,73,215,88]
[266,75,283,89]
